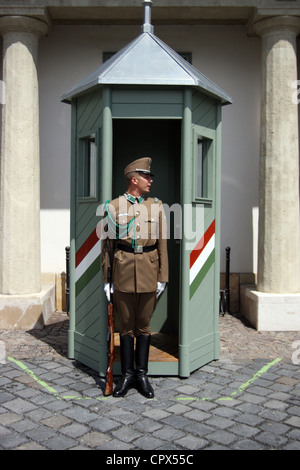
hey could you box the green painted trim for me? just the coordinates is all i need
[102,87,113,202]
[214,103,222,359]
[111,88,183,119]
[179,88,193,378]
[76,129,100,203]
[98,86,113,376]
[192,128,215,203]
[95,360,180,377]
[112,104,183,119]
[112,88,183,104]
[190,250,215,300]
[75,255,101,297]
[148,361,179,376]
[68,99,77,359]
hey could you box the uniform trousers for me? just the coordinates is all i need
[113,290,157,337]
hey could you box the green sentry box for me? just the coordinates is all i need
[62,27,231,378]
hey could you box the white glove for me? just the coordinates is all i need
[104,283,114,302]
[156,282,166,298]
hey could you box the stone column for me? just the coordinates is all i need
[0,16,48,295]
[254,16,300,294]
[0,16,55,329]
[241,16,300,330]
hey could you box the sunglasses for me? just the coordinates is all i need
[138,173,153,181]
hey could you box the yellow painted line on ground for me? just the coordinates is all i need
[7,357,109,401]
[177,357,283,402]
[229,357,282,397]
[8,356,62,398]
[7,356,283,403]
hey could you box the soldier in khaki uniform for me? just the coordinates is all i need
[102,157,168,398]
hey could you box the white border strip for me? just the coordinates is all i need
[75,239,101,282]
[189,234,215,285]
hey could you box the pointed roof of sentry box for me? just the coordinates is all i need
[61,1,232,105]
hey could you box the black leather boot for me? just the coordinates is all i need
[113,335,135,397]
[135,334,154,399]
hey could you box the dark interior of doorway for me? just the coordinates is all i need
[112,118,181,362]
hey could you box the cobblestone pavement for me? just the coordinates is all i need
[0,312,299,451]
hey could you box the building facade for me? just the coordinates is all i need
[0,0,299,330]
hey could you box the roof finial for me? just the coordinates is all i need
[142,0,154,34]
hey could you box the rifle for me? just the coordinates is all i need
[104,266,115,396]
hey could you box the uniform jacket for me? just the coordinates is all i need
[101,194,168,293]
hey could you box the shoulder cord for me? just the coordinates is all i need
[105,200,137,248]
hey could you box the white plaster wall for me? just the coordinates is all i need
[38,24,261,273]
[157,26,261,274]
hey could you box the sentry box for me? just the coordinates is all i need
[62,1,232,378]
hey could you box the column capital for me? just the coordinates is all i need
[0,15,48,37]
[250,15,300,38]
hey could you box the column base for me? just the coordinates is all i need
[240,285,300,331]
[0,284,55,330]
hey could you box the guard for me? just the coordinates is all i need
[102,157,169,398]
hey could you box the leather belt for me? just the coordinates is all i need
[117,243,157,254]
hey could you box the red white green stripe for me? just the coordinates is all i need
[189,220,215,299]
[75,229,101,296]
